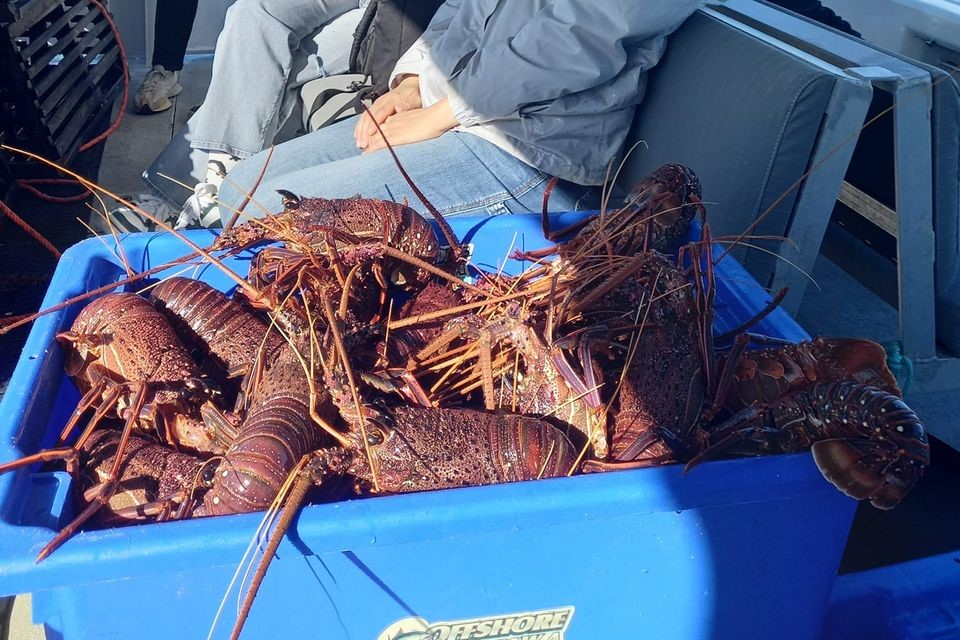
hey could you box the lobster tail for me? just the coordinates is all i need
[812,436,927,510]
[812,338,901,398]
[812,439,890,505]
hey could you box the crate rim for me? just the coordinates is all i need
[0,452,837,596]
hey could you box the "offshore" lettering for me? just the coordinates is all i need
[377,607,575,640]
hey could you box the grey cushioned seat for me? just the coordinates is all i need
[720,0,960,360]
[619,9,872,307]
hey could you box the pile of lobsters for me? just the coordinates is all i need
[0,164,929,564]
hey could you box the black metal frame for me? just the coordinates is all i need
[0,0,123,178]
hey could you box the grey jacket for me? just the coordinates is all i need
[391,0,712,185]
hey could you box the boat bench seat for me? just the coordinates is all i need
[617,7,871,310]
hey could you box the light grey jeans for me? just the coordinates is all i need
[143,1,366,205]
[190,0,366,159]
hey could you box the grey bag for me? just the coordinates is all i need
[299,73,372,133]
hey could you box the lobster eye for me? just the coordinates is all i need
[367,428,385,446]
[200,460,220,487]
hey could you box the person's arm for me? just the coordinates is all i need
[360,97,459,154]
[445,0,707,126]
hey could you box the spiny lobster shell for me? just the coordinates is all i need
[149,277,285,382]
[80,429,204,523]
[57,292,204,411]
[346,406,577,493]
[721,337,901,412]
[195,343,334,517]
[578,251,705,462]
[562,163,703,260]
[699,382,928,510]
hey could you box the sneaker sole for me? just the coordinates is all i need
[133,82,184,115]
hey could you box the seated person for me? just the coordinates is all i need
[115,0,369,232]
[217,0,717,224]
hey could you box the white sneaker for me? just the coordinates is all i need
[134,65,182,114]
[175,182,221,230]
[101,193,179,234]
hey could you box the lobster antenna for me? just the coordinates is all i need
[207,454,306,640]
[0,254,208,336]
[228,456,316,640]
[714,287,789,343]
[540,176,560,240]
[1,145,265,304]
[317,293,381,492]
[359,103,465,264]
[156,169,282,241]
[604,276,658,418]
[602,138,649,215]
[223,145,275,232]
[85,192,135,279]
[716,94,909,264]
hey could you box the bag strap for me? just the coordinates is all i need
[348,0,380,74]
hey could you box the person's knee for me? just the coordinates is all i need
[225,0,317,30]
[223,0,281,27]
[217,166,250,213]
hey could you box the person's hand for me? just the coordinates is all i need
[354,75,422,149]
[360,98,459,154]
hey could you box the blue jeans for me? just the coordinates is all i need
[217,117,598,224]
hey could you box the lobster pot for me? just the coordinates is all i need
[0,214,854,640]
[0,0,123,176]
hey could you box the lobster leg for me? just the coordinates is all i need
[85,486,193,524]
[36,384,148,562]
[0,446,81,476]
[682,404,777,472]
[478,328,498,411]
[0,383,126,477]
[57,378,124,446]
[363,369,435,407]
[701,332,751,422]
[686,224,717,401]
[198,403,242,446]
[342,242,491,298]
[581,450,677,472]
[54,377,111,444]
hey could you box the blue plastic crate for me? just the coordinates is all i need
[820,551,960,640]
[0,213,849,639]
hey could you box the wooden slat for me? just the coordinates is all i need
[4,0,66,38]
[20,1,83,60]
[838,180,898,237]
[31,8,99,91]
